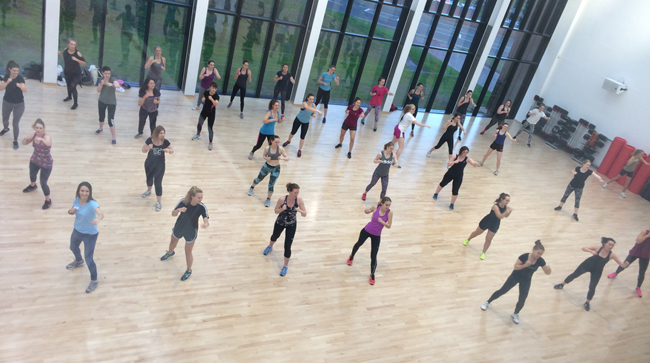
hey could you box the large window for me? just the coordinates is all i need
[200,0,313,98]
[0,0,43,74]
[394,0,495,114]
[309,0,411,106]
[58,0,193,90]
[473,0,567,117]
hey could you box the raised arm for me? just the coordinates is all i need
[379,210,392,229]
[496,105,506,115]
[412,120,430,128]
[364,207,375,214]
[641,158,650,166]
[636,230,650,244]
[334,76,339,86]
[302,101,321,114]
[582,246,599,254]
[297,197,307,217]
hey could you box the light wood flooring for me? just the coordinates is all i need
[0,81,649,362]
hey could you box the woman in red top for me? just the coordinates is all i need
[362,77,393,131]
[607,229,650,297]
[335,97,365,159]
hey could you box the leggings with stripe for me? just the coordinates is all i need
[350,228,381,277]
[365,172,389,199]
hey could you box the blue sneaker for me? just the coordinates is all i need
[247,187,254,196]
[433,193,438,201]
[280,266,288,276]
[449,203,454,211]
[263,245,272,255]
[322,117,326,123]
[264,198,271,207]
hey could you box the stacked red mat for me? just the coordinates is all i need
[597,137,650,194]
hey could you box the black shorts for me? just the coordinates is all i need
[342,122,357,131]
[172,226,198,243]
[490,142,504,152]
[478,216,500,233]
[619,169,634,178]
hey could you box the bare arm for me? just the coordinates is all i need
[247,70,252,83]
[466,157,479,167]
[297,197,307,217]
[164,145,174,155]
[274,198,286,214]
[22,133,35,145]
[290,76,295,84]
[91,207,104,225]
[73,52,87,67]
[571,169,577,176]
[407,89,414,99]
[142,143,152,153]
[364,207,374,214]
[457,97,465,107]
[273,74,282,82]
[208,95,218,107]
[496,105,506,115]
[334,76,339,86]
[441,120,452,130]
[412,120,430,128]
[611,252,630,268]
[636,230,650,244]
[302,101,321,114]
[471,98,476,107]
[582,246,599,254]
[373,152,383,164]
[262,111,274,124]
[592,172,604,183]
[317,76,325,86]
[0,78,9,91]
[513,258,531,270]
[160,57,166,71]
[279,146,289,161]
[492,204,512,219]
[138,95,146,107]
[233,68,240,81]
[198,67,206,80]
[379,210,393,229]
[542,265,552,275]
[640,158,650,166]
[215,68,221,79]
[202,217,210,228]
[506,132,516,141]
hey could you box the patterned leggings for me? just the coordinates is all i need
[365,105,381,124]
[560,184,583,208]
[365,172,389,198]
[253,163,281,193]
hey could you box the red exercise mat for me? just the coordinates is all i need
[627,154,650,194]
[597,137,626,175]
[606,145,635,181]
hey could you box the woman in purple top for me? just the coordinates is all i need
[335,97,365,159]
[346,197,393,285]
[22,119,53,210]
[608,229,650,297]
[193,60,221,110]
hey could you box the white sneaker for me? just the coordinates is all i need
[620,192,626,198]
[141,190,151,198]
[192,134,201,140]
[511,313,520,324]
[602,183,608,189]
[494,170,499,175]
[208,143,213,151]
[426,151,432,158]
[155,202,162,212]
[481,301,489,311]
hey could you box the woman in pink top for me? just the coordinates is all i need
[346,197,393,285]
[335,97,365,159]
[362,77,394,132]
[608,229,650,297]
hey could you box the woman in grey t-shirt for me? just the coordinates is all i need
[362,141,399,201]
[96,66,120,144]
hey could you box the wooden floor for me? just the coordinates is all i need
[1,81,649,362]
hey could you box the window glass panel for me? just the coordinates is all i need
[477,0,490,22]
[277,0,308,24]
[489,28,506,56]
[324,0,348,30]
[514,0,531,30]
[375,5,402,40]
[309,30,339,95]
[429,17,458,49]
[428,0,443,13]
[355,40,392,105]
[346,0,377,36]
[241,0,274,18]
[394,46,423,110]
[521,34,543,61]
[199,12,234,90]
[103,0,145,84]
[419,49,446,107]
[0,0,43,71]
[503,30,526,59]
[229,18,270,96]
[261,24,301,97]
[59,0,100,72]
[209,0,238,12]
[441,0,454,15]
[453,0,467,18]
[464,0,479,20]
[162,0,192,4]
[523,0,542,31]
[474,57,494,114]
[329,35,363,103]
[482,59,515,116]
[503,0,519,28]
[146,3,189,89]
[454,22,478,52]
[432,52,466,110]
[502,63,531,108]
[413,14,434,45]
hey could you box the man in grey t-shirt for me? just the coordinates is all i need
[513,103,550,147]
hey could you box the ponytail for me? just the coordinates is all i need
[383,141,394,150]
[377,196,391,207]
[533,240,544,251]
[183,186,203,205]
[494,193,510,204]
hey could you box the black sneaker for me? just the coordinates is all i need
[71,103,78,110]
[66,260,85,269]
[282,140,290,147]
[0,128,9,136]
[527,144,531,148]
[573,213,579,222]
[181,270,192,281]
[335,143,342,149]
[42,200,52,210]
[13,141,18,150]
[23,184,37,193]
[347,152,352,159]
[512,136,517,140]
[554,206,562,211]
[134,133,143,139]
[584,302,590,311]
[63,97,72,102]
[86,280,99,293]
[160,251,175,261]
[554,284,564,289]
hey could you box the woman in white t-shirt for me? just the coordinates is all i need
[392,104,430,168]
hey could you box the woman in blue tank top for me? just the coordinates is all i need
[249,100,283,159]
[478,123,516,176]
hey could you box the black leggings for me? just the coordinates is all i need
[350,228,381,277]
[98,101,116,127]
[434,135,454,154]
[270,222,296,258]
[615,255,649,288]
[483,117,504,132]
[197,114,215,142]
[145,162,165,197]
[273,87,287,115]
[29,162,52,196]
[65,72,80,104]
[564,262,602,300]
[252,132,274,154]
[439,172,463,195]
[230,84,246,112]
[488,273,531,314]
[138,108,158,135]
[290,117,310,139]
[315,88,330,108]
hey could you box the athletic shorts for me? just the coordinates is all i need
[490,142,504,152]
[172,226,198,243]
[619,169,634,178]
[478,216,500,233]
[393,124,404,139]
[342,122,357,131]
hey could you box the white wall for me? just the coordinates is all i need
[525,0,650,150]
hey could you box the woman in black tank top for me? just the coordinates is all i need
[58,39,87,110]
[554,238,629,311]
[228,61,252,118]
[427,113,466,159]
[481,100,511,134]
[432,146,479,211]
[463,193,512,260]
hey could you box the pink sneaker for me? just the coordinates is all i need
[636,288,642,297]
[346,256,353,266]
[607,272,617,279]
[361,193,366,201]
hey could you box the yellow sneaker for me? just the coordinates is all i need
[480,253,486,260]
[463,239,469,246]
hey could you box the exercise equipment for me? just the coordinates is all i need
[606,145,635,182]
[597,137,626,175]
[628,154,650,194]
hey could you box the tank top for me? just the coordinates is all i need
[297,103,314,123]
[630,231,650,258]
[374,151,393,177]
[495,107,507,121]
[364,206,390,236]
[623,160,640,172]
[267,145,281,161]
[456,98,471,114]
[444,123,459,137]
[495,130,507,145]
[410,92,421,107]
[276,196,298,226]
[259,110,279,135]
[585,247,612,271]
[448,154,467,176]
[30,133,53,169]
[63,49,82,76]
[200,68,216,89]
[147,60,162,81]
[236,69,248,88]
[486,204,507,225]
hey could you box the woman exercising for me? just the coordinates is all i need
[95,66,120,144]
[273,63,295,118]
[554,159,603,221]
[248,135,289,207]
[249,100,283,159]
[427,113,465,161]
[455,90,476,141]
[160,186,209,281]
[478,123,516,175]
[227,60,252,119]
[393,104,430,168]
[406,83,425,136]
[335,97,365,159]
[432,146,479,211]
[58,38,87,110]
[0,60,26,150]
[314,65,339,123]
[554,237,629,311]
[480,240,551,325]
[282,93,321,157]
[144,46,166,91]
[480,100,510,134]
[193,60,220,110]
[22,119,53,210]
[463,193,512,260]
[346,197,393,285]
[362,141,398,201]
[602,149,649,198]
[362,77,394,132]
[135,78,161,139]
[608,229,650,298]
[262,183,307,277]
[142,125,173,212]
[191,82,219,150]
